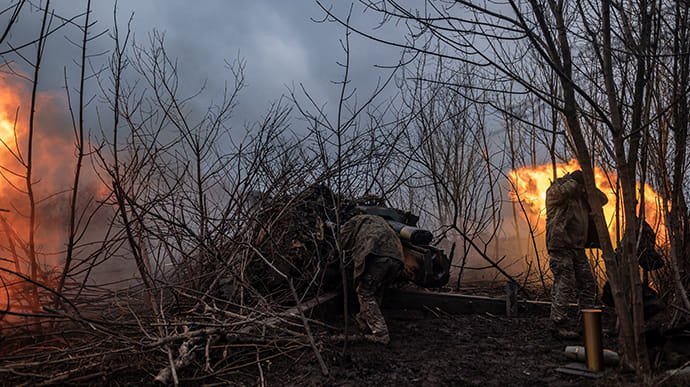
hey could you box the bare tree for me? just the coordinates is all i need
[315,0,690,374]
[651,0,690,319]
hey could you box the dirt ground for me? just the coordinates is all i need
[262,298,690,387]
[4,286,689,385]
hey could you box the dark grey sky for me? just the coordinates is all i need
[4,1,404,130]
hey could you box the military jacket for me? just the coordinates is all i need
[339,214,404,281]
[545,173,607,250]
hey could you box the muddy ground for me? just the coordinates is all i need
[261,293,690,387]
[5,286,688,386]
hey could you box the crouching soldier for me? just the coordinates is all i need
[339,214,405,344]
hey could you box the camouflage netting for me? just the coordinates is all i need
[0,182,449,385]
[243,184,383,303]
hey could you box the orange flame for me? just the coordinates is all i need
[0,76,115,314]
[0,77,27,311]
[0,80,22,145]
[508,160,666,246]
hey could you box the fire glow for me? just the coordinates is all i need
[0,77,84,311]
[508,160,666,246]
[0,77,28,312]
[0,76,113,313]
[0,78,24,149]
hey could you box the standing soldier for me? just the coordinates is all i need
[339,214,405,344]
[545,169,608,339]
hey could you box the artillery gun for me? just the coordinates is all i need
[353,205,451,288]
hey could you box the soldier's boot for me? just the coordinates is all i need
[550,327,580,340]
[357,295,391,345]
[549,318,580,340]
[364,332,390,345]
[362,313,390,344]
[354,314,369,332]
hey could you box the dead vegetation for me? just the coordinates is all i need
[0,1,689,385]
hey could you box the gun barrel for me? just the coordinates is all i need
[388,220,433,245]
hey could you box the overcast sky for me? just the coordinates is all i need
[3,1,404,131]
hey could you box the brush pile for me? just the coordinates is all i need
[0,184,391,385]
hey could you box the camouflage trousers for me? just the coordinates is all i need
[549,249,596,329]
[355,256,403,341]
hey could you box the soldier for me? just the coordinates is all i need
[339,214,405,344]
[602,219,665,319]
[545,169,608,339]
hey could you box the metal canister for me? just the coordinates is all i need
[582,308,603,371]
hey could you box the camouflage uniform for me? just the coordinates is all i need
[340,214,404,344]
[545,171,607,334]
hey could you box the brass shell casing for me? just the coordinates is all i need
[582,309,603,371]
